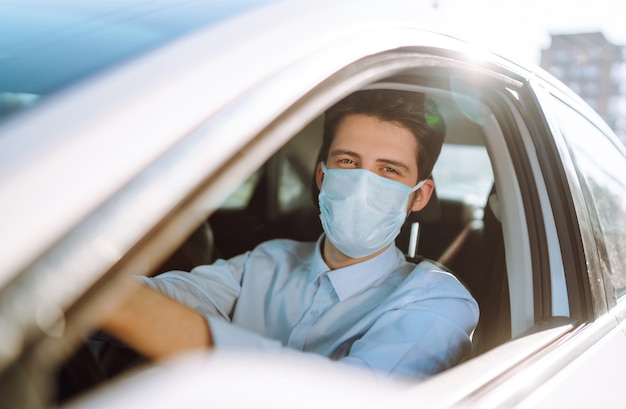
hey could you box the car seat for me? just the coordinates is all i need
[448,186,510,356]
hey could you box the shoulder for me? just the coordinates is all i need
[394,259,479,327]
[402,259,476,301]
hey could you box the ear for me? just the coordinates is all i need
[410,179,435,212]
[315,161,324,190]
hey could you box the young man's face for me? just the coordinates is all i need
[316,114,433,213]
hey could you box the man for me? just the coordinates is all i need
[101,89,479,379]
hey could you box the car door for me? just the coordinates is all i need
[511,79,626,407]
[407,71,626,407]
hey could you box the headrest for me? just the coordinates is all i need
[488,192,501,222]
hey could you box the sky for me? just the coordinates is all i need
[429,0,626,66]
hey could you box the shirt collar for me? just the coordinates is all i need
[308,235,331,282]
[309,235,405,302]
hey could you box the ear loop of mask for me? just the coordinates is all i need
[408,180,426,215]
[410,179,426,193]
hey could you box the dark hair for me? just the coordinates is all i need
[313,89,445,200]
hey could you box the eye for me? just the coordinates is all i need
[337,158,357,167]
[382,166,399,174]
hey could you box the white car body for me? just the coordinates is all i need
[1,0,626,407]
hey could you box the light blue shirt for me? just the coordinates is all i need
[139,235,478,379]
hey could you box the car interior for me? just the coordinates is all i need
[153,83,512,356]
[54,79,526,404]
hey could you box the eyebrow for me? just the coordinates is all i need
[329,148,360,159]
[329,149,411,172]
[377,158,411,173]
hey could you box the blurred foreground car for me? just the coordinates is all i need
[2,0,626,407]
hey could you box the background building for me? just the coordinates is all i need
[540,32,626,144]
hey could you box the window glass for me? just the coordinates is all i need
[278,159,306,212]
[218,158,306,212]
[219,171,261,210]
[432,144,494,207]
[583,65,599,79]
[555,50,568,62]
[550,99,626,298]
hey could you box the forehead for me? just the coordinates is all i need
[330,114,419,167]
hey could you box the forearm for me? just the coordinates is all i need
[99,280,213,361]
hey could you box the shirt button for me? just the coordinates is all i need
[310,309,319,316]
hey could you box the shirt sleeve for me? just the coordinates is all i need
[337,272,479,379]
[138,254,248,321]
[206,316,283,349]
[138,252,286,351]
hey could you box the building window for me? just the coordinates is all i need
[584,82,599,95]
[583,65,600,79]
[568,82,581,94]
[555,49,568,63]
[586,98,598,110]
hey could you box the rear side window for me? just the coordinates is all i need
[550,99,626,299]
[432,143,494,208]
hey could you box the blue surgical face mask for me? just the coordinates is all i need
[318,162,425,259]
